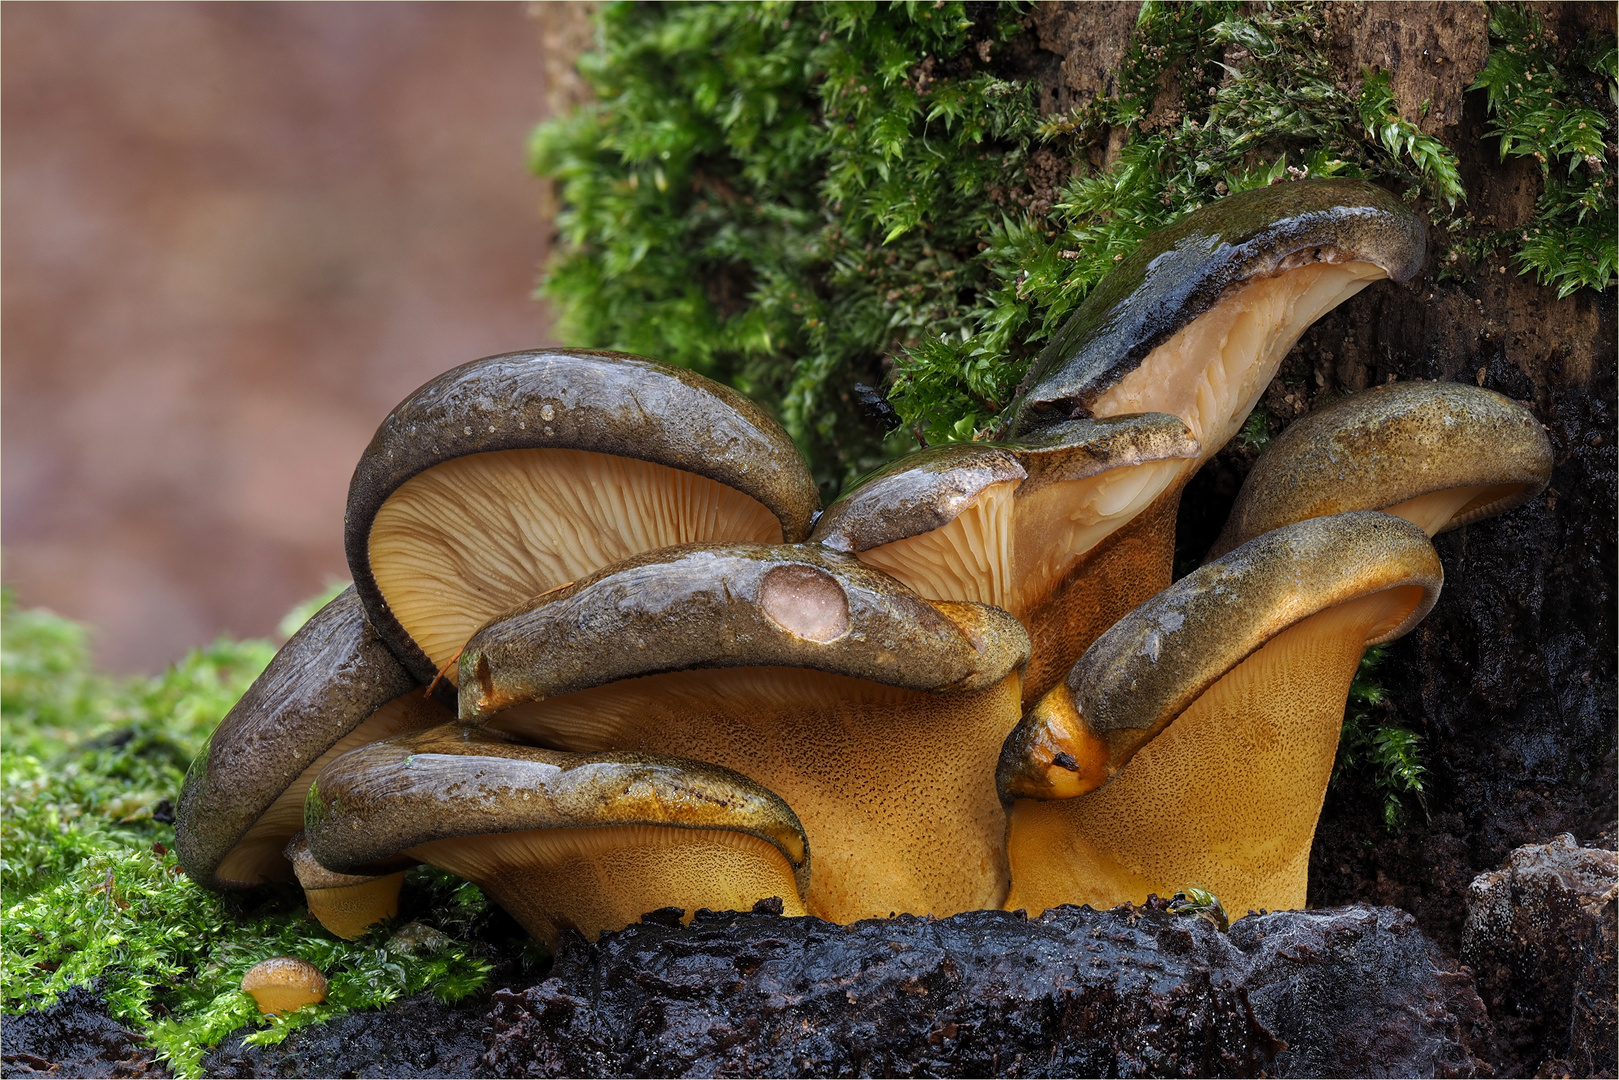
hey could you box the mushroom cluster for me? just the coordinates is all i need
[177,179,1551,945]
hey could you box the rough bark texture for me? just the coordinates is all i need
[477,902,1496,1079]
[1461,834,1619,1078]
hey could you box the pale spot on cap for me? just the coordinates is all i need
[759,564,850,643]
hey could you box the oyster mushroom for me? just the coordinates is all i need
[345,348,821,687]
[1206,381,1553,559]
[303,724,810,946]
[1008,178,1426,454]
[999,511,1442,919]
[286,831,406,940]
[811,414,1199,700]
[175,587,449,891]
[458,544,1032,923]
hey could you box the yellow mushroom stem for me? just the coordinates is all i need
[303,873,407,941]
[1089,261,1386,461]
[371,447,783,682]
[491,665,1024,923]
[408,824,805,945]
[1005,583,1428,920]
[1384,482,1526,537]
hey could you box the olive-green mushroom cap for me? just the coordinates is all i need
[811,414,1198,553]
[345,349,822,684]
[1207,381,1553,559]
[459,543,1031,719]
[303,724,811,900]
[1009,179,1425,435]
[175,587,423,889]
[999,511,1442,797]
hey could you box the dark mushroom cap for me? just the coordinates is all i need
[304,724,810,941]
[345,349,821,685]
[458,543,1031,720]
[1009,179,1425,435]
[1207,381,1554,559]
[998,511,1442,801]
[175,587,445,889]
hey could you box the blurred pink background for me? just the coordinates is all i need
[4,2,588,671]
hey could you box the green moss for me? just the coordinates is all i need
[1470,3,1617,297]
[1332,645,1429,831]
[1,590,500,1077]
[533,1,1471,481]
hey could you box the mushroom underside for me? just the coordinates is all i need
[1384,482,1530,536]
[370,447,784,681]
[1005,583,1427,920]
[852,459,1184,616]
[213,692,448,886]
[408,823,807,944]
[1086,261,1384,457]
[489,664,1023,922]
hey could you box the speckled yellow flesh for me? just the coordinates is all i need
[1092,262,1385,462]
[491,666,1024,923]
[370,448,783,682]
[1004,585,1425,919]
[303,871,407,940]
[410,824,805,945]
[215,693,447,886]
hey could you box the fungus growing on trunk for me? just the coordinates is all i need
[345,349,821,687]
[1206,381,1554,559]
[175,587,448,889]
[811,414,1199,700]
[458,544,1031,923]
[999,512,1442,919]
[1008,179,1426,456]
[303,725,810,946]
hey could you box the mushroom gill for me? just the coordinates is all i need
[457,544,1031,923]
[811,414,1198,700]
[1008,178,1426,459]
[175,586,448,890]
[1206,380,1554,559]
[303,725,809,947]
[999,512,1442,919]
[345,349,821,686]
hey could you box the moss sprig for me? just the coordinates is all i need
[1332,645,1429,831]
[1470,3,1617,296]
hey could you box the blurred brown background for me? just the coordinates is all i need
[3,2,590,671]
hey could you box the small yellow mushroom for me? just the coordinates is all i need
[240,956,327,1015]
[286,831,405,940]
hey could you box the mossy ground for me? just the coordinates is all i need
[3,1,1613,1070]
[0,588,522,1078]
